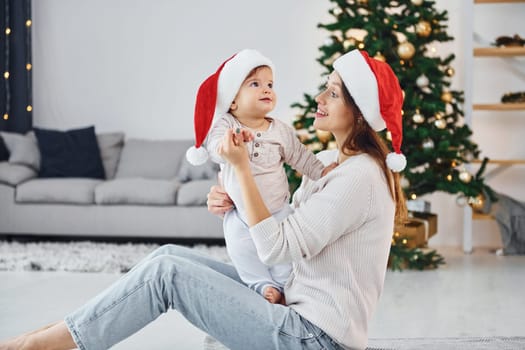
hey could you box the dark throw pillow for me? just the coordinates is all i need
[34,126,105,179]
[0,135,9,161]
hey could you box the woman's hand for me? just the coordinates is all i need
[207,184,234,217]
[217,128,250,170]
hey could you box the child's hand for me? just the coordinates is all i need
[235,128,254,143]
[321,162,338,177]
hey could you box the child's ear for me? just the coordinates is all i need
[230,101,238,112]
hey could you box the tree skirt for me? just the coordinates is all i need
[0,241,230,273]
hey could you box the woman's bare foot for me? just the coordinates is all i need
[263,286,282,304]
[0,321,76,350]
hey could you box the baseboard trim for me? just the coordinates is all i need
[0,233,225,246]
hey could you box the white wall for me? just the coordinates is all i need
[31,0,525,249]
[31,0,330,138]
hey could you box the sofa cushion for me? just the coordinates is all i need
[177,158,219,183]
[16,178,102,204]
[34,126,105,179]
[0,162,37,186]
[115,139,192,180]
[97,132,125,179]
[95,178,180,205]
[0,136,9,161]
[176,179,216,206]
[0,131,40,169]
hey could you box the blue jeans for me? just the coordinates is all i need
[64,244,343,350]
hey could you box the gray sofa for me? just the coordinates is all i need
[0,131,223,240]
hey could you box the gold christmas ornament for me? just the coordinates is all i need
[373,52,386,62]
[294,122,303,130]
[416,75,429,88]
[445,67,455,77]
[469,194,485,213]
[298,134,310,143]
[357,0,368,4]
[415,20,432,37]
[412,111,425,124]
[441,91,453,103]
[411,0,424,5]
[315,129,332,143]
[397,42,416,60]
[422,138,434,149]
[459,170,472,183]
[434,118,447,129]
[456,194,467,207]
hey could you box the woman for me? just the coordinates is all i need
[0,49,406,350]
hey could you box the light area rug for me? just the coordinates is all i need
[204,335,525,350]
[0,241,230,273]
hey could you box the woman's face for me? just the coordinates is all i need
[313,71,355,142]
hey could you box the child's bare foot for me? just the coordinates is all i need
[263,286,282,304]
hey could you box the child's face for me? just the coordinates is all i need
[230,66,276,119]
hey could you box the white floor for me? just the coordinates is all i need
[1,247,524,349]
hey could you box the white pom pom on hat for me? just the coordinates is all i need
[186,49,275,166]
[333,49,406,172]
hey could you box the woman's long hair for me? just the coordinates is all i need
[341,85,407,221]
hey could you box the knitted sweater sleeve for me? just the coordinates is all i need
[205,115,235,164]
[250,158,375,264]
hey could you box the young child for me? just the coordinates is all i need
[186,49,335,304]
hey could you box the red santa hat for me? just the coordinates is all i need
[186,49,275,165]
[333,49,406,172]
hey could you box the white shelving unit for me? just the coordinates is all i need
[462,0,525,253]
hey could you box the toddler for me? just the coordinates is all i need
[187,49,335,304]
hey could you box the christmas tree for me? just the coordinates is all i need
[289,0,489,270]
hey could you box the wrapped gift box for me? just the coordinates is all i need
[410,211,438,239]
[393,212,438,248]
[406,199,431,213]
